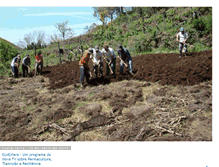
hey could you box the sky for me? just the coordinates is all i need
[0,7,102,45]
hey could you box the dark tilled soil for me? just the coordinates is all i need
[35,50,212,89]
[0,50,212,141]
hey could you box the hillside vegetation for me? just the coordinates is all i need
[65,7,212,56]
[0,37,22,76]
[0,7,212,76]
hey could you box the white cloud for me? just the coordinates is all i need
[24,12,93,16]
[24,12,96,21]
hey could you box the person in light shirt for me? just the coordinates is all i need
[176,27,189,58]
[91,46,103,78]
[102,45,116,75]
[11,54,21,78]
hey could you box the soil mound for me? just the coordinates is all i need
[36,50,211,89]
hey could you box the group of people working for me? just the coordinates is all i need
[79,44,133,87]
[10,50,43,78]
[10,27,188,87]
[79,27,189,86]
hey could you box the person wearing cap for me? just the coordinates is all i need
[91,46,103,78]
[22,54,31,77]
[117,45,133,75]
[176,27,189,58]
[10,54,21,78]
[35,50,44,76]
[102,45,116,75]
[79,48,93,87]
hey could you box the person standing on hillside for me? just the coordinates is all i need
[22,54,31,77]
[91,46,103,78]
[117,45,133,75]
[35,50,44,76]
[11,54,21,78]
[79,48,93,87]
[102,45,116,75]
[176,27,189,58]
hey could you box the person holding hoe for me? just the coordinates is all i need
[176,27,189,58]
[117,44,133,75]
[91,45,103,78]
[102,45,116,75]
[79,48,93,87]
[35,50,44,76]
[11,54,21,78]
[22,54,31,77]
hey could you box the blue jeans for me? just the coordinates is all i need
[120,58,133,74]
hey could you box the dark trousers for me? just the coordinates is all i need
[179,42,187,55]
[35,63,43,75]
[22,64,29,77]
[11,66,18,78]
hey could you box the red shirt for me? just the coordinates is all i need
[79,50,90,66]
[35,55,43,64]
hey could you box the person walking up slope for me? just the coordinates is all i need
[176,27,189,58]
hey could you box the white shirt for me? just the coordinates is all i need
[91,49,103,64]
[177,32,188,43]
[11,56,20,67]
[102,47,116,60]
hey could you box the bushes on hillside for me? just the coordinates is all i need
[46,7,212,57]
[0,41,18,63]
[193,15,212,35]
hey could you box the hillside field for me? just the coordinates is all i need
[0,50,212,141]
